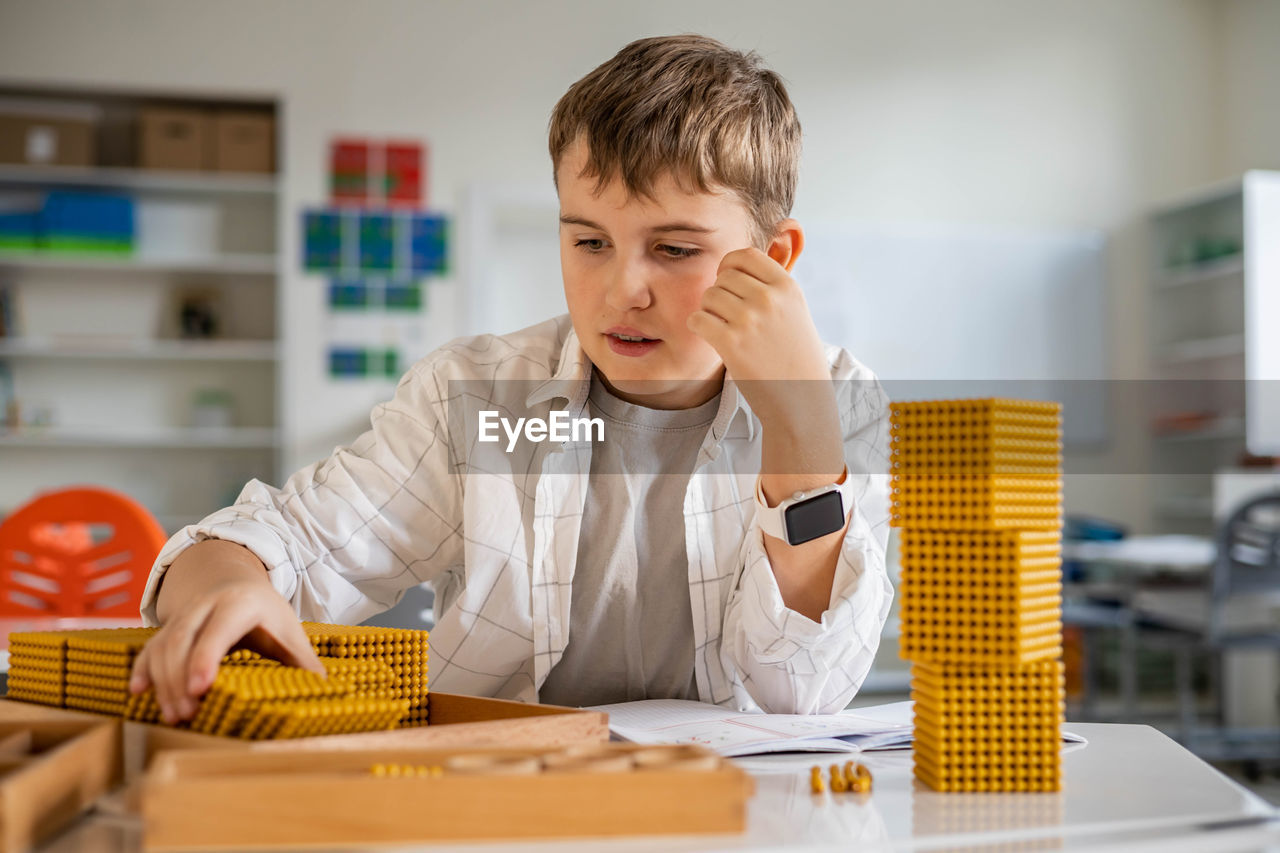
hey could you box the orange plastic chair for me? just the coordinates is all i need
[0,486,166,617]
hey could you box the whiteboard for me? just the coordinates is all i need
[792,221,1108,445]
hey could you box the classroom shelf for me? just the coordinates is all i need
[1152,417,1246,443]
[0,84,282,537]
[1157,333,1246,365]
[1155,256,1244,290]
[0,337,278,362]
[0,426,280,449]
[0,251,277,276]
[0,163,279,196]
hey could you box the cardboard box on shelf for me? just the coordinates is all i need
[212,111,274,174]
[137,107,213,172]
[0,98,100,167]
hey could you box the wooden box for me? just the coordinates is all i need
[143,743,752,849]
[0,717,121,853]
[0,694,607,780]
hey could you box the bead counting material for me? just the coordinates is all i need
[893,398,1064,793]
[304,623,430,727]
[890,399,1062,531]
[899,529,1062,665]
[367,745,720,780]
[8,621,431,740]
[808,761,871,796]
[141,742,748,849]
[845,761,872,793]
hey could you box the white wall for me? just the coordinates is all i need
[0,0,1248,530]
[1221,0,1280,176]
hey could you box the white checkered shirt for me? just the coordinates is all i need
[140,315,893,713]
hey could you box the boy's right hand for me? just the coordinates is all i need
[129,551,325,724]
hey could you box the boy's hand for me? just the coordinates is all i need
[686,247,831,428]
[129,578,324,725]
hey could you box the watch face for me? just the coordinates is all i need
[783,491,845,546]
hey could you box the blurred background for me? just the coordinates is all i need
[0,0,1278,796]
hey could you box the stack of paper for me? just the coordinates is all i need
[589,699,1086,758]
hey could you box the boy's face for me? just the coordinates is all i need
[557,139,756,410]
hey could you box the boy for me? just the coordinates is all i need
[130,34,893,721]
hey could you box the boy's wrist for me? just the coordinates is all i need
[757,404,846,507]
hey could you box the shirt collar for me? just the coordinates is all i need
[525,325,593,414]
[524,323,757,442]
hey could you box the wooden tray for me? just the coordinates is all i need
[0,716,121,853]
[143,743,753,849]
[0,693,608,780]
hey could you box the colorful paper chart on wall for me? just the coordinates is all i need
[301,138,448,379]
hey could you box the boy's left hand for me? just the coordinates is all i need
[687,247,831,427]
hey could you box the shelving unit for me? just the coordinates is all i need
[0,337,278,362]
[0,251,277,275]
[0,86,281,534]
[1147,170,1280,533]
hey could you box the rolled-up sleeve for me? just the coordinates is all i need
[719,361,893,714]
[139,358,464,628]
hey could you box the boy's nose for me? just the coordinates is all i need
[604,263,652,312]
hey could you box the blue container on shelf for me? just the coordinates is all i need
[38,191,135,255]
[0,211,39,251]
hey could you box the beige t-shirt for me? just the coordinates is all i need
[537,373,720,707]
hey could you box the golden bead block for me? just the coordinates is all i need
[911,660,1063,792]
[124,689,163,724]
[889,398,1062,424]
[182,663,355,738]
[889,399,1062,484]
[65,673,131,692]
[245,697,410,740]
[899,529,1062,665]
[7,623,430,736]
[890,480,1063,531]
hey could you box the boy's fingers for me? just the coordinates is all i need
[687,310,729,347]
[129,645,152,694]
[186,605,256,695]
[277,626,325,676]
[700,286,745,324]
[713,268,769,301]
[157,622,200,721]
[717,247,784,283]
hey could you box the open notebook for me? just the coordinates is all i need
[588,698,1087,758]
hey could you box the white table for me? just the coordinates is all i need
[37,723,1280,852]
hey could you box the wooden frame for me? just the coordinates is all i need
[143,743,753,849]
[0,717,121,853]
[0,693,608,781]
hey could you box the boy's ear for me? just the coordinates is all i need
[765,219,805,273]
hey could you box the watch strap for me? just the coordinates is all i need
[754,468,854,542]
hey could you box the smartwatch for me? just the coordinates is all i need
[755,470,854,546]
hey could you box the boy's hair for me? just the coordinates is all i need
[548,34,801,249]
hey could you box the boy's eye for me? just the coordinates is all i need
[574,239,606,252]
[658,244,701,260]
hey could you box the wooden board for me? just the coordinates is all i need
[0,693,608,782]
[0,716,121,853]
[143,743,753,850]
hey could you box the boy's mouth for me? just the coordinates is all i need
[604,326,661,357]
